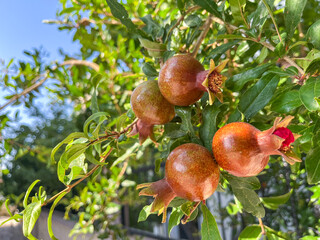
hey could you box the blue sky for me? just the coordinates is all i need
[0,0,79,126]
[0,0,80,63]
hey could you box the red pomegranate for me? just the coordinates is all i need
[158,54,228,106]
[137,143,220,223]
[130,80,175,144]
[212,116,301,177]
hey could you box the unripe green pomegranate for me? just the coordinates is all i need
[137,143,220,222]
[158,54,228,106]
[212,116,301,177]
[130,80,175,143]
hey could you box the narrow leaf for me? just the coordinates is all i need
[199,104,221,151]
[226,64,272,91]
[306,146,320,184]
[284,0,307,40]
[261,190,293,210]
[23,180,40,208]
[48,192,68,240]
[193,0,221,18]
[299,77,320,111]
[224,173,265,218]
[23,202,42,238]
[106,0,147,38]
[271,90,302,113]
[51,132,87,164]
[239,73,280,120]
[201,204,222,240]
[168,208,184,236]
[306,19,320,50]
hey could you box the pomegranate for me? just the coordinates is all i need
[158,54,228,106]
[137,143,220,223]
[129,80,175,144]
[212,116,301,177]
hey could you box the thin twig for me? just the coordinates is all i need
[192,15,213,58]
[167,6,201,36]
[61,59,100,72]
[258,218,266,235]
[0,59,100,112]
[41,147,113,207]
[210,17,305,76]
[87,118,138,146]
[261,0,282,42]
[0,73,49,111]
[239,1,250,29]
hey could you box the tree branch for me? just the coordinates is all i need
[61,59,100,72]
[0,59,100,112]
[41,147,113,207]
[0,73,49,112]
[192,15,213,58]
[210,16,305,76]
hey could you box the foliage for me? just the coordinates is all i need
[1,0,320,239]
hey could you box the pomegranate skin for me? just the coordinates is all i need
[212,122,269,177]
[131,80,175,125]
[158,55,206,106]
[165,143,220,201]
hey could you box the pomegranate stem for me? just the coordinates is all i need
[181,201,201,224]
[258,218,266,235]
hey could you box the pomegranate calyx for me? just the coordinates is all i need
[128,119,155,144]
[201,59,228,105]
[137,179,176,223]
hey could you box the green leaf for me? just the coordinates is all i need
[229,0,246,24]
[238,73,280,120]
[193,0,221,18]
[0,214,23,227]
[306,146,320,184]
[23,201,41,239]
[138,204,153,222]
[83,112,109,138]
[5,199,13,218]
[299,77,320,111]
[306,19,320,50]
[60,143,88,169]
[184,14,202,28]
[224,173,265,218]
[217,34,251,41]
[139,38,166,58]
[48,192,68,240]
[284,0,307,40]
[51,132,87,164]
[239,225,262,239]
[226,64,271,91]
[261,190,293,210]
[168,208,184,236]
[175,106,201,144]
[305,58,320,75]
[142,62,158,79]
[275,41,285,57]
[271,90,302,113]
[106,0,147,38]
[201,204,222,240]
[199,104,221,151]
[23,180,40,208]
[247,1,269,31]
[208,40,239,58]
